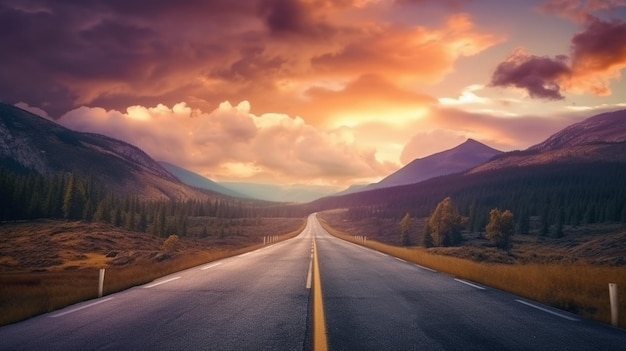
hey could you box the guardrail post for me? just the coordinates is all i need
[98,268,106,298]
[609,283,618,327]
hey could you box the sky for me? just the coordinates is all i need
[2,0,626,189]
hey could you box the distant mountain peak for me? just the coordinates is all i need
[360,138,503,191]
[0,103,214,200]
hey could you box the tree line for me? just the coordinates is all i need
[0,166,306,237]
[311,162,626,236]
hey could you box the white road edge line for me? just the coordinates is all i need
[200,262,222,270]
[306,258,313,289]
[395,257,407,263]
[50,297,114,318]
[239,252,252,257]
[144,276,181,288]
[374,251,388,257]
[515,299,580,321]
[455,278,486,290]
[416,264,437,273]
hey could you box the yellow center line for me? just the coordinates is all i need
[313,239,328,351]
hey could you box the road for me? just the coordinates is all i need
[0,218,316,351]
[1,214,625,350]
[312,216,626,351]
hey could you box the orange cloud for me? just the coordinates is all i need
[566,18,626,95]
[54,101,395,185]
[311,14,502,84]
[300,74,435,126]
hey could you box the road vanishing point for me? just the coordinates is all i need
[1,214,625,350]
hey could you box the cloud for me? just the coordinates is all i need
[490,49,571,100]
[365,105,590,165]
[258,0,323,36]
[401,130,467,163]
[311,13,502,84]
[301,74,435,126]
[53,101,394,185]
[490,0,626,100]
[15,102,49,118]
[491,17,626,99]
[538,0,626,23]
[567,17,626,95]
[0,0,499,125]
[429,107,584,150]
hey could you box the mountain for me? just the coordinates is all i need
[307,109,626,229]
[365,139,502,191]
[220,182,337,203]
[0,103,212,200]
[158,162,246,198]
[157,162,334,202]
[530,110,626,152]
[334,184,369,196]
[470,110,626,174]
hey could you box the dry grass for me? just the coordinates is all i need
[318,216,626,329]
[0,218,305,326]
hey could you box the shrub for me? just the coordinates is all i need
[163,234,180,252]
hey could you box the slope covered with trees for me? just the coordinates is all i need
[308,159,626,238]
[0,166,307,239]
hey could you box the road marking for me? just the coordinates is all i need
[374,251,388,257]
[313,239,328,351]
[50,297,114,318]
[144,276,181,288]
[455,278,486,290]
[395,257,407,263]
[306,258,313,289]
[515,299,580,321]
[416,264,437,273]
[200,262,222,270]
[239,252,252,257]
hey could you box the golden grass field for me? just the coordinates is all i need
[316,213,626,329]
[0,217,305,326]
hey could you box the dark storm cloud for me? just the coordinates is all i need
[257,0,339,38]
[0,0,263,116]
[490,51,571,100]
[490,16,626,99]
[259,0,309,34]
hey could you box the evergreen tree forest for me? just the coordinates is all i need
[309,162,626,236]
[0,166,307,237]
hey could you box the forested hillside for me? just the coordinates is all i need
[0,166,306,237]
[308,159,626,236]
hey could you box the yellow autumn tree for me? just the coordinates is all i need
[425,197,463,247]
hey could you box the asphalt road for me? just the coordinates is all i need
[0,217,316,351]
[312,217,626,351]
[1,214,625,350]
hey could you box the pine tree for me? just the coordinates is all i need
[485,208,514,250]
[399,212,412,246]
[421,222,433,247]
[62,173,84,219]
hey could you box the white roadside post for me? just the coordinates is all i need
[609,283,618,327]
[98,268,106,298]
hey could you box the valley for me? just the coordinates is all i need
[1,104,625,332]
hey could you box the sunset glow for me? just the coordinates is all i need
[2,0,626,188]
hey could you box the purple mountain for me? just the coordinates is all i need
[366,139,503,191]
